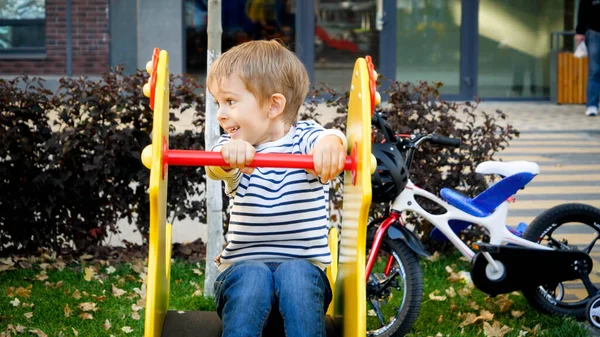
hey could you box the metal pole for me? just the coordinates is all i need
[203,0,223,298]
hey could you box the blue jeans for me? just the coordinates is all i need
[214,260,332,337]
[587,29,600,108]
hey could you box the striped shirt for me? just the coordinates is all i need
[206,120,345,271]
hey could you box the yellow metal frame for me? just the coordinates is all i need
[142,50,372,337]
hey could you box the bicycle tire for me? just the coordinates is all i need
[521,203,600,319]
[366,227,423,337]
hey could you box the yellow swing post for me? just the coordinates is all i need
[141,48,375,337]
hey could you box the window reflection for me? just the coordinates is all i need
[0,0,45,50]
[185,0,296,74]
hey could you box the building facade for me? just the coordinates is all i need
[0,0,579,100]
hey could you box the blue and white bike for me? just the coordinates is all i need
[365,112,600,336]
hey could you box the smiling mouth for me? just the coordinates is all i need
[227,127,240,134]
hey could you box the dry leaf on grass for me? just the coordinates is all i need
[131,312,141,320]
[102,319,112,331]
[10,297,20,307]
[24,312,33,319]
[78,302,99,312]
[72,289,82,300]
[427,251,440,262]
[428,290,447,301]
[483,320,511,337]
[105,266,116,274]
[28,329,48,337]
[121,326,134,334]
[64,304,71,317]
[71,328,78,336]
[193,269,203,276]
[84,266,96,282]
[79,312,93,320]
[511,310,524,318]
[445,286,456,298]
[112,284,126,298]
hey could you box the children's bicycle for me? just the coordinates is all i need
[364,112,600,336]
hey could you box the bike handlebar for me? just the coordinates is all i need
[429,134,461,148]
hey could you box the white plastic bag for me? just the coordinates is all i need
[574,42,588,58]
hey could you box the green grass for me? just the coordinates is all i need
[0,253,593,336]
[0,258,213,336]
[406,252,591,337]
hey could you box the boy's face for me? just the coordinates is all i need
[211,75,281,146]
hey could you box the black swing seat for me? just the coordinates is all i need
[161,310,338,337]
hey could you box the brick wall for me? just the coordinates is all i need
[0,0,110,75]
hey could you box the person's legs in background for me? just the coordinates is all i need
[585,29,600,116]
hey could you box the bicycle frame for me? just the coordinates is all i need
[365,178,552,279]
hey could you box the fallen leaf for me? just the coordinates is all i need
[78,302,99,312]
[64,304,71,317]
[493,294,513,312]
[10,297,21,307]
[511,310,524,318]
[102,319,112,331]
[71,328,78,336]
[84,266,96,282]
[192,268,203,276]
[56,280,63,288]
[22,302,34,309]
[105,266,116,274]
[131,304,143,312]
[483,320,511,337]
[426,251,440,262]
[428,290,447,301]
[437,314,444,323]
[458,312,477,327]
[445,286,456,298]
[478,310,494,322]
[16,285,32,298]
[39,263,50,270]
[79,312,93,320]
[29,329,48,337]
[518,330,528,336]
[457,287,471,297]
[121,326,134,334]
[24,312,33,319]
[112,284,126,298]
[73,289,81,300]
[131,312,141,320]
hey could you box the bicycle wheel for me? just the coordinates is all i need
[521,203,600,319]
[366,227,423,337]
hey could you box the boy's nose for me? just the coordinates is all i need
[216,107,227,121]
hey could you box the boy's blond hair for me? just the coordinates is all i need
[207,40,309,125]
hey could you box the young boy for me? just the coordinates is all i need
[205,40,347,337]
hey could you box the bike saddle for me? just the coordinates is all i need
[475,161,540,177]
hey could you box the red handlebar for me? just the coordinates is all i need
[160,137,359,184]
[166,150,355,171]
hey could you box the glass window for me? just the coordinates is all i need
[395,0,462,95]
[313,0,380,91]
[477,0,565,98]
[0,0,45,51]
[185,0,296,75]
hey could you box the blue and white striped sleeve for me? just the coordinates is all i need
[205,134,241,196]
[297,120,348,154]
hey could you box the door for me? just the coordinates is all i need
[395,0,478,100]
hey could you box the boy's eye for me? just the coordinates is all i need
[227,100,235,106]
[213,100,220,107]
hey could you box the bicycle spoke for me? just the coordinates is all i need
[582,233,600,255]
[368,298,386,327]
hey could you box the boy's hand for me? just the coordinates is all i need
[309,135,346,183]
[221,139,256,175]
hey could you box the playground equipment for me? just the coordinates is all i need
[140,48,378,337]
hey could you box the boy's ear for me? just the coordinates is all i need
[267,93,286,119]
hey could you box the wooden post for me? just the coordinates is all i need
[204,0,223,298]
